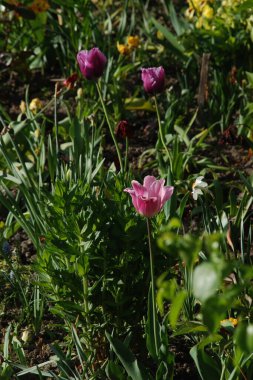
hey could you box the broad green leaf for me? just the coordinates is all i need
[106,332,151,380]
[124,98,155,111]
[190,345,221,380]
[105,360,126,380]
[193,262,221,302]
[235,323,253,354]
[173,322,208,336]
[169,290,187,329]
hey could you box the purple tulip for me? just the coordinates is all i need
[141,66,165,94]
[77,47,107,80]
[124,175,174,218]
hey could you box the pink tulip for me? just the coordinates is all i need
[141,66,165,94]
[124,175,174,217]
[77,47,107,80]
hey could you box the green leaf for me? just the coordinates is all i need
[235,323,253,354]
[169,290,187,329]
[146,286,161,361]
[202,295,227,333]
[246,71,253,88]
[168,1,186,36]
[190,345,221,380]
[156,361,170,380]
[152,18,186,55]
[124,98,155,111]
[193,262,221,302]
[105,360,126,380]
[106,332,151,380]
[173,322,208,336]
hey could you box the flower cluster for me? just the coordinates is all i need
[185,0,214,30]
[185,0,253,37]
[117,35,140,56]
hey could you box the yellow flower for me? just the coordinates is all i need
[220,318,238,327]
[117,42,131,55]
[0,221,5,229]
[127,35,140,48]
[156,30,164,40]
[189,0,206,11]
[34,128,41,139]
[202,4,214,19]
[196,17,204,28]
[185,7,195,20]
[19,100,26,114]
[29,98,42,114]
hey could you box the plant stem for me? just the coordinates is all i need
[154,95,172,167]
[54,83,59,154]
[124,137,129,172]
[83,276,89,322]
[96,82,123,172]
[146,218,159,357]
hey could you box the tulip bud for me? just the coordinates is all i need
[115,120,133,139]
[141,67,165,94]
[77,47,107,80]
[63,72,78,89]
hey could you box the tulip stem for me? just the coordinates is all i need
[124,137,129,172]
[146,218,159,357]
[96,82,123,172]
[154,96,172,167]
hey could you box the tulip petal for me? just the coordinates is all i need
[160,186,174,206]
[143,176,156,190]
[132,180,146,196]
[137,196,158,218]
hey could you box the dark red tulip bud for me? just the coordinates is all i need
[63,72,78,89]
[141,66,165,94]
[77,47,107,80]
[115,120,133,139]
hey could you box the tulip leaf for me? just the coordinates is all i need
[106,332,151,380]
[190,344,221,380]
[124,98,155,112]
[146,285,161,361]
[152,18,186,56]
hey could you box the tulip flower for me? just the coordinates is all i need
[141,66,165,94]
[124,175,174,218]
[77,47,107,80]
[125,176,174,357]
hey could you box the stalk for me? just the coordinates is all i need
[96,82,123,172]
[154,95,172,167]
[124,137,129,172]
[146,218,159,357]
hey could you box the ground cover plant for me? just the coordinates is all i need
[1,0,253,379]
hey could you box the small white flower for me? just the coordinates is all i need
[192,176,208,200]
